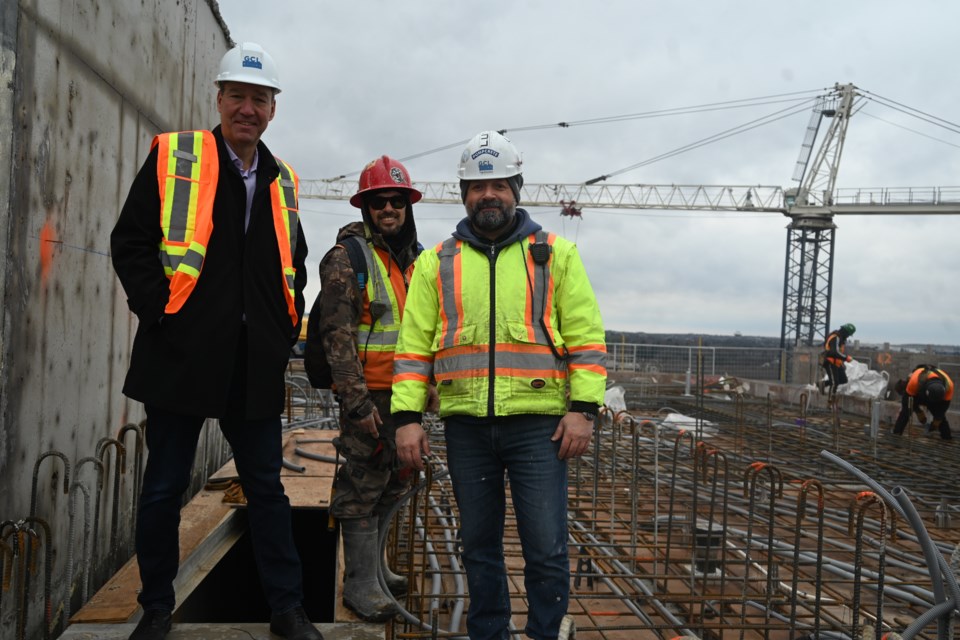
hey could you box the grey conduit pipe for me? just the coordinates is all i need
[892,487,953,640]
[568,519,695,636]
[820,451,960,640]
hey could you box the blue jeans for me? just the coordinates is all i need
[445,415,569,640]
[135,406,303,614]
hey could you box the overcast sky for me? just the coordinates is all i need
[217,1,960,347]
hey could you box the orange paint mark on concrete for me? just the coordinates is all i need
[40,221,56,284]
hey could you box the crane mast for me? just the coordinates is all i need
[779,83,855,351]
[300,82,960,371]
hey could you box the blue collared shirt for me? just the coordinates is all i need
[224,142,258,232]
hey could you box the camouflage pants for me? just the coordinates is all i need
[330,389,414,519]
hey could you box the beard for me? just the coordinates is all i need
[469,199,516,234]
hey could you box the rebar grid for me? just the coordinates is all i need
[384,394,959,640]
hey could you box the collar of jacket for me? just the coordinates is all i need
[453,207,541,253]
[334,220,419,271]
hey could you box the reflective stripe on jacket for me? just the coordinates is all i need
[906,366,955,401]
[393,231,606,418]
[356,237,414,388]
[154,130,300,325]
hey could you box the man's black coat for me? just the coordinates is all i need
[111,126,307,419]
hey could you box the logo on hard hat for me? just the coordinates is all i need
[242,55,263,69]
[390,167,407,185]
[471,148,500,160]
[478,160,494,173]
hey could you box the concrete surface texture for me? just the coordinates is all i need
[0,1,230,637]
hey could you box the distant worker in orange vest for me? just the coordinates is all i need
[893,365,954,440]
[821,323,856,401]
[111,43,321,640]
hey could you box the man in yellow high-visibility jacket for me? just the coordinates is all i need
[392,131,606,640]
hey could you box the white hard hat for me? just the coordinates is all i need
[215,42,281,93]
[458,131,522,180]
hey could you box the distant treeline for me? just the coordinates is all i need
[606,331,780,349]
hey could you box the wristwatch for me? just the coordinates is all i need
[581,410,597,422]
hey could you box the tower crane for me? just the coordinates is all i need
[299,83,960,355]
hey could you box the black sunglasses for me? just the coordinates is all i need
[367,194,408,210]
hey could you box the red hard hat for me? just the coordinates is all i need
[349,156,423,208]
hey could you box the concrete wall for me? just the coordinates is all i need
[0,1,230,634]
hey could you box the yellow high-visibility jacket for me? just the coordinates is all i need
[392,213,606,418]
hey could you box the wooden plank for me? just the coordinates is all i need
[71,430,343,623]
[70,490,235,624]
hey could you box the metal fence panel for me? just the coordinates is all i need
[606,343,786,381]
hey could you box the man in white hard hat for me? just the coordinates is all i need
[392,131,607,640]
[111,43,321,640]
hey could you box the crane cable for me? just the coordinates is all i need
[584,89,960,184]
[861,90,960,135]
[584,98,821,184]
[324,88,960,185]
[324,88,827,180]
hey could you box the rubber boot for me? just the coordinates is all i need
[340,517,399,622]
[376,508,409,597]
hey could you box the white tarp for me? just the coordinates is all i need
[660,412,719,437]
[835,359,890,399]
[604,385,627,413]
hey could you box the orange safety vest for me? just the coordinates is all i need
[354,239,414,389]
[906,366,955,401]
[154,130,300,326]
[822,331,846,367]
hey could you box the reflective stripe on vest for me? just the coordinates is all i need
[156,131,219,314]
[270,157,300,325]
[823,331,846,367]
[153,131,299,325]
[392,232,607,418]
[434,233,568,383]
[355,238,411,389]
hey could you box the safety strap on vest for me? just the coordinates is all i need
[527,230,567,361]
[355,237,397,360]
[918,365,948,389]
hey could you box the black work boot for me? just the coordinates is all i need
[270,605,323,640]
[129,609,172,640]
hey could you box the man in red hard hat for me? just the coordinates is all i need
[305,156,435,621]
